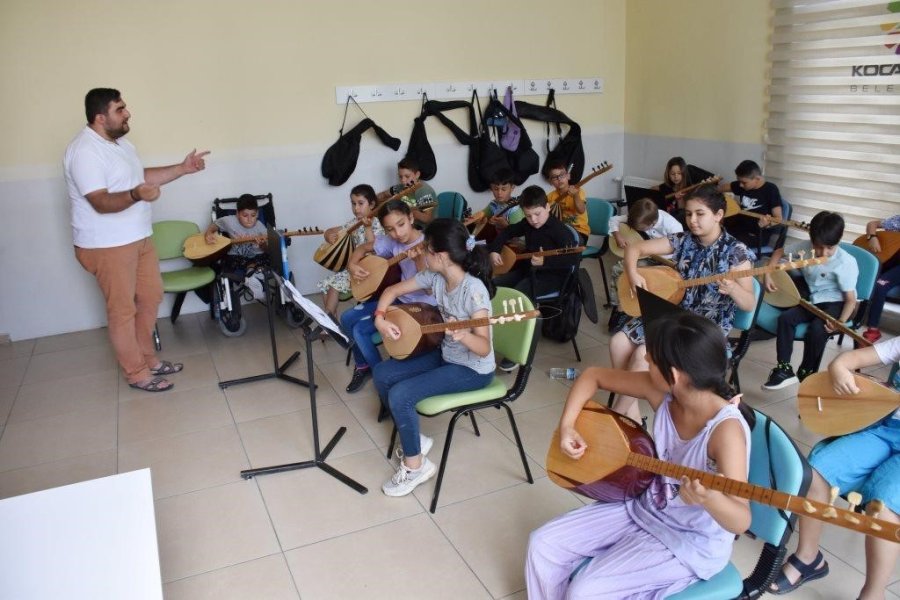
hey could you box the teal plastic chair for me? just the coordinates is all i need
[151,221,216,323]
[435,191,466,221]
[755,242,880,352]
[728,277,763,393]
[386,287,538,512]
[581,198,615,307]
[572,408,811,598]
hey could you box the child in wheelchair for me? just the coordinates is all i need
[205,193,288,336]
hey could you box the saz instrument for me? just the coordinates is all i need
[548,162,613,220]
[724,195,810,233]
[381,302,540,360]
[183,228,323,265]
[798,371,899,437]
[764,267,870,348]
[546,401,900,543]
[350,241,424,302]
[607,224,675,268]
[468,199,521,243]
[313,182,423,272]
[664,176,722,200]
[492,245,585,276]
[618,255,827,318]
[852,231,900,265]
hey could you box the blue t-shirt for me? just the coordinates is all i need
[784,241,858,304]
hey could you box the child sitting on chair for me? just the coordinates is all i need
[379,157,437,226]
[465,167,525,235]
[204,193,269,301]
[761,211,858,390]
[720,159,784,251]
[544,159,589,245]
[607,198,683,333]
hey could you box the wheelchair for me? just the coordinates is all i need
[207,193,304,337]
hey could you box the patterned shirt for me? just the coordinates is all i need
[883,214,900,232]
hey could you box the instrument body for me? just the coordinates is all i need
[798,372,899,436]
[547,162,613,219]
[313,182,423,272]
[617,256,827,317]
[852,231,900,265]
[183,228,322,265]
[471,200,520,243]
[382,303,541,359]
[608,223,645,258]
[547,402,900,543]
[351,255,403,301]
[492,246,585,276]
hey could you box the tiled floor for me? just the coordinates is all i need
[1,259,898,600]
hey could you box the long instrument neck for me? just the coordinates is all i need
[665,177,721,200]
[738,210,808,232]
[677,262,778,288]
[798,298,871,347]
[418,310,540,334]
[626,452,899,542]
[514,246,585,261]
[388,240,425,266]
[231,229,312,245]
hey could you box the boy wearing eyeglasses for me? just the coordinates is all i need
[545,158,588,245]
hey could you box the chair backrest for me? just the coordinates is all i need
[212,193,275,226]
[781,199,792,221]
[435,191,466,221]
[840,241,879,302]
[151,221,201,260]
[732,277,762,332]
[747,409,811,546]
[585,198,614,236]
[492,287,537,365]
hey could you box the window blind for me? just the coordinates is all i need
[765,0,900,238]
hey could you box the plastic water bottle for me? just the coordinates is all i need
[549,367,581,380]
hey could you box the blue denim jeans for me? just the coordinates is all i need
[339,299,381,369]
[373,349,494,456]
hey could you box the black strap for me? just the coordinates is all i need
[339,96,370,137]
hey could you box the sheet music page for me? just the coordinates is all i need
[280,279,349,342]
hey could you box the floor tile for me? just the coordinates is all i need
[258,449,422,549]
[284,514,491,599]
[21,344,116,385]
[238,403,375,469]
[0,338,34,361]
[0,387,16,427]
[0,356,30,390]
[433,478,583,598]
[0,449,117,500]
[8,369,118,424]
[32,327,111,355]
[0,405,117,471]
[155,481,280,582]
[118,425,249,499]
[164,554,299,600]
[117,384,232,444]
[224,368,341,423]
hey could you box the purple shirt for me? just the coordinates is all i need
[372,233,435,305]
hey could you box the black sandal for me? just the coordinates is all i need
[150,361,184,376]
[129,376,174,393]
[769,551,829,595]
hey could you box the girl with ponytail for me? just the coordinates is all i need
[372,218,496,497]
[527,311,753,599]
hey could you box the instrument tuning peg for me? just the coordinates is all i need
[798,250,806,261]
[518,297,524,313]
[823,486,840,518]
[866,500,885,530]
[845,491,862,524]
[788,253,794,262]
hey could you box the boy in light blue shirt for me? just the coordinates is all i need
[762,211,858,390]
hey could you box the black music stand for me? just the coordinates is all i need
[237,269,367,494]
[218,227,310,390]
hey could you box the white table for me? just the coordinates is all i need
[0,468,163,600]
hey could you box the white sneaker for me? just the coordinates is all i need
[382,457,436,497]
[246,275,265,301]
[394,434,433,463]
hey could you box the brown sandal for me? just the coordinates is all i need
[129,376,174,392]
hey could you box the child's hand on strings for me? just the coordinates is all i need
[349,263,369,280]
[531,247,545,267]
[324,227,340,244]
[205,231,219,244]
[490,252,503,266]
[763,273,777,293]
[559,425,588,459]
[717,278,738,297]
[829,363,860,395]
[679,476,714,506]
[444,316,468,342]
[374,315,402,341]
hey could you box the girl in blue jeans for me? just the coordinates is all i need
[373,219,496,497]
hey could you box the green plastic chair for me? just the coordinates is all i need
[151,221,216,323]
[435,191,467,221]
[386,287,538,512]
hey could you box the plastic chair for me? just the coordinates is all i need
[533,225,585,362]
[435,191,466,221]
[151,221,216,324]
[386,287,537,513]
[728,278,764,393]
[580,198,615,307]
[755,242,880,354]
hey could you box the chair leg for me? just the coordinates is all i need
[153,326,161,352]
[170,292,187,324]
[345,347,351,367]
[387,425,398,459]
[430,411,464,513]
[598,255,611,308]
[571,336,581,362]
[502,403,534,484]
[377,402,389,423]
[468,411,480,437]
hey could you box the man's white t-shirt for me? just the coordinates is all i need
[64,126,150,248]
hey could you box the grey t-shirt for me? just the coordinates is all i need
[414,270,495,374]
[215,215,268,257]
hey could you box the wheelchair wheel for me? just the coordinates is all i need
[212,277,247,337]
[217,311,247,337]
[284,306,305,328]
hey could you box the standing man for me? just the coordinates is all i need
[64,88,209,392]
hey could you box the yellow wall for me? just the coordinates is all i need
[0,0,625,169]
[625,0,771,144]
